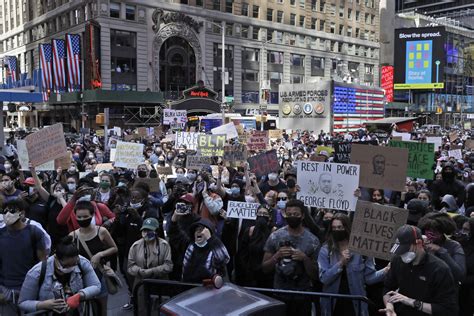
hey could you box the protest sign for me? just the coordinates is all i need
[17,140,54,171]
[162,134,176,143]
[54,152,72,170]
[448,149,462,160]
[247,150,279,178]
[25,123,68,167]
[316,146,334,155]
[334,142,352,163]
[134,178,160,192]
[110,148,116,162]
[114,141,144,169]
[223,144,248,163]
[426,137,442,152]
[297,161,360,212]
[238,131,248,144]
[95,130,104,137]
[95,163,114,173]
[197,134,226,157]
[137,127,147,137]
[211,123,239,139]
[389,141,434,179]
[227,201,259,220]
[392,131,411,141]
[268,129,283,140]
[449,132,458,143]
[247,131,268,151]
[156,166,173,175]
[163,109,187,125]
[153,126,163,136]
[113,126,122,136]
[349,200,409,260]
[175,132,201,151]
[350,144,408,191]
[466,139,474,150]
[186,155,213,170]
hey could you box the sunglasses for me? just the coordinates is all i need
[277,197,288,201]
[3,207,21,214]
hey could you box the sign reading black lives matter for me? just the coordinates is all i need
[349,201,409,261]
[297,161,360,212]
[227,201,259,220]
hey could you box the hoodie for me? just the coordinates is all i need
[432,164,466,211]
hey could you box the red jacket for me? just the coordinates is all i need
[57,199,116,232]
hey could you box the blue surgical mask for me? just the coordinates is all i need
[142,231,156,241]
[277,200,287,209]
[67,183,76,192]
[230,187,240,196]
[130,201,143,209]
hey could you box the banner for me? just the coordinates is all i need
[297,161,360,212]
[211,123,238,139]
[227,201,259,220]
[25,123,68,167]
[350,144,408,191]
[175,132,201,151]
[163,109,187,126]
[349,200,408,260]
[197,134,226,157]
[389,141,434,179]
[186,155,213,170]
[247,150,279,178]
[247,131,268,151]
[334,142,351,163]
[114,141,144,169]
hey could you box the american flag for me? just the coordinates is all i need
[66,34,81,92]
[5,56,17,82]
[333,84,385,132]
[39,44,53,101]
[52,39,66,93]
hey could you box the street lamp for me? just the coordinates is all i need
[207,21,226,125]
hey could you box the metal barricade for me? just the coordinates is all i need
[133,279,372,316]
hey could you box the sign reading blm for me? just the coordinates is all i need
[297,161,360,212]
[349,201,408,261]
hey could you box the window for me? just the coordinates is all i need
[290,54,304,66]
[111,29,136,47]
[290,13,296,25]
[125,5,135,20]
[241,25,249,38]
[330,22,335,33]
[241,3,248,16]
[355,11,360,21]
[268,51,283,64]
[213,0,220,10]
[196,0,203,6]
[371,14,376,24]
[320,0,325,11]
[276,0,283,3]
[311,0,317,11]
[311,56,324,76]
[267,29,273,41]
[320,20,325,31]
[242,47,259,62]
[225,23,233,36]
[275,31,283,43]
[252,27,259,39]
[290,0,296,5]
[299,15,304,27]
[348,8,352,19]
[252,5,259,18]
[268,71,282,84]
[225,0,233,13]
[339,7,344,18]
[242,69,259,82]
[365,13,370,24]
[111,57,136,73]
[267,8,273,21]
[347,26,352,37]
[311,18,317,29]
[277,11,283,23]
[355,28,360,38]
[339,25,344,35]
[299,0,305,8]
[290,74,303,84]
[110,2,120,18]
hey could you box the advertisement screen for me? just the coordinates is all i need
[394,27,446,90]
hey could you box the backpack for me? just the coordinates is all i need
[38,259,85,291]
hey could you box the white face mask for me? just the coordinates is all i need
[401,251,416,264]
[245,195,256,203]
[4,212,21,226]
[195,240,208,248]
[268,173,278,181]
[56,258,77,274]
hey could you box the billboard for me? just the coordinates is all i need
[394,27,446,90]
[380,66,394,102]
[278,81,331,130]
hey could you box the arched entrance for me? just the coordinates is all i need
[159,37,196,93]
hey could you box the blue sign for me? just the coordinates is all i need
[1,69,41,90]
[405,40,433,84]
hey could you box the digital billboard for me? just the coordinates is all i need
[394,27,446,90]
[380,66,394,102]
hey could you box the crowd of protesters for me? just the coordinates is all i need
[0,125,473,316]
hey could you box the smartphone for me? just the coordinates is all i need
[176,202,191,214]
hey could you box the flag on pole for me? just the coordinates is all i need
[66,34,81,92]
[5,56,17,82]
[52,39,66,93]
[39,44,53,101]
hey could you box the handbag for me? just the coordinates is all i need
[76,229,123,295]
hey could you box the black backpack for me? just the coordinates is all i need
[38,259,85,290]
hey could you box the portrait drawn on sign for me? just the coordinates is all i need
[372,154,386,177]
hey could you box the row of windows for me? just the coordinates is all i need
[109,2,136,21]
[264,8,376,26]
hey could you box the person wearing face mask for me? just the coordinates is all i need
[284,168,298,199]
[318,214,388,316]
[18,236,101,315]
[66,176,78,195]
[381,225,459,316]
[20,177,48,228]
[3,161,12,174]
[432,163,466,211]
[0,174,21,202]
[417,212,466,282]
[258,170,288,196]
[262,200,320,315]
[95,173,114,204]
[70,201,118,316]
[0,199,48,316]
[457,217,474,316]
[127,218,173,313]
[274,191,289,228]
[46,183,69,250]
[370,188,387,204]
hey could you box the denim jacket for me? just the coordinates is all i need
[18,255,101,313]
[318,244,385,316]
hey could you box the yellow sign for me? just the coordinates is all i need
[394,83,444,90]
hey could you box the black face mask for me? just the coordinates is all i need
[137,170,147,178]
[286,216,302,229]
[255,216,270,229]
[405,193,417,202]
[322,219,331,230]
[286,179,296,188]
[77,217,92,228]
[442,171,455,182]
[332,230,348,242]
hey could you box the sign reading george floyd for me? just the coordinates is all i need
[197,134,226,157]
[350,144,408,192]
[247,150,279,178]
[25,123,68,167]
[349,200,409,261]
[227,201,260,220]
[297,161,360,212]
[389,140,434,179]
[394,26,446,90]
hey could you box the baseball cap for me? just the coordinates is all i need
[390,225,422,256]
[179,193,195,204]
[141,217,159,231]
[23,177,35,186]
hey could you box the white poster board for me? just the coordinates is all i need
[297,161,360,212]
[211,123,239,139]
[426,137,442,152]
[113,141,144,169]
[163,109,187,126]
[392,131,411,141]
[175,132,201,151]
[227,201,259,220]
[448,149,462,160]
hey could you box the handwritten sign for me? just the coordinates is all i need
[268,129,283,140]
[247,150,279,178]
[227,201,259,220]
[448,149,462,160]
[449,132,458,143]
[163,109,187,126]
[247,131,269,151]
[197,134,226,157]
[223,144,248,163]
[211,123,238,139]
[175,132,201,151]
[297,161,360,212]
[186,155,213,170]
[156,166,173,175]
[334,142,352,163]
[17,140,54,171]
[389,141,434,179]
[114,141,144,169]
[349,200,408,261]
[134,178,160,192]
[350,144,408,191]
[95,163,114,173]
[25,123,67,167]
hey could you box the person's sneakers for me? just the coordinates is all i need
[122,302,133,310]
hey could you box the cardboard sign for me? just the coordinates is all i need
[297,161,360,212]
[211,123,238,139]
[466,139,474,150]
[247,131,269,151]
[186,155,213,170]
[134,178,160,192]
[350,144,408,191]
[163,109,187,126]
[197,134,226,157]
[223,144,248,163]
[25,123,67,167]
[95,163,114,173]
[227,201,259,220]
[449,132,458,143]
[392,131,411,141]
[349,200,409,261]
[137,127,147,137]
[448,149,462,160]
[54,152,72,170]
[17,139,54,171]
[268,129,283,140]
[175,132,201,151]
[114,141,145,169]
[389,141,434,179]
[247,150,279,178]
[334,142,352,163]
[156,166,173,175]
[153,126,163,136]
[95,130,104,137]
[426,137,442,152]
